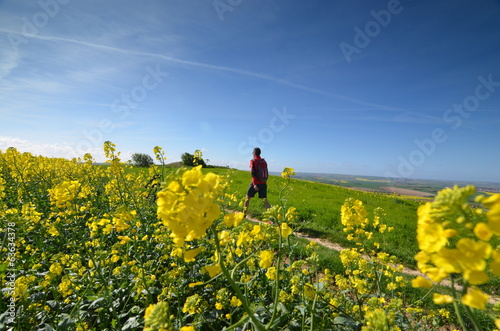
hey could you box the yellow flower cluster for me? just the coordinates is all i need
[157,166,221,247]
[144,301,174,331]
[281,167,296,179]
[337,198,408,322]
[341,198,392,245]
[3,144,484,330]
[48,180,91,210]
[413,185,500,310]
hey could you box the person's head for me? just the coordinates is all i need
[253,147,261,157]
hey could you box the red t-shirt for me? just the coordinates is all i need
[250,156,268,185]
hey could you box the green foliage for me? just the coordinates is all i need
[131,153,154,167]
[1,146,498,330]
[181,150,207,167]
[204,168,422,267]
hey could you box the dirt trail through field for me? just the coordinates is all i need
[241,212,499,304]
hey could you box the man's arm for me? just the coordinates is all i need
[250,160,259,189]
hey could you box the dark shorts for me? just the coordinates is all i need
[247,183,267,198]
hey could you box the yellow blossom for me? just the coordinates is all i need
[223,212,244,227]
[230,296,242,307]
[266,267,277,280]
[182,294,201,314]
[461,287,489,310]
[204,264,222,277]
[157,166,221,247]
[48,225,59,236]
[280,222,293,238]
[281,167,295,179]
[463,270,489,285]
[411,276,433,288]
[144,301,173,330]
[433,293,454,305]
[491,250,500,276]
[184,247,202,263]
[417,220,447,253]
[473,222,492,241]
[49,262,63,276]
[455,238,491,271]
[258,250,274,269]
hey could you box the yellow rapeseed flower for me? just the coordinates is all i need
[258,250,274,269]
[183,247,202,263]
[433,293,454,305]
[204,264,222,277]
[473,222,492,241]
[266,266,277,280]
[144,301,174,331]
[417,221,447,253]
[157,166,221,247]
[230,296,242,307]
[280,222,293,238]
[182,294,201,314]
[461,287,489,310]
[223,212,244,227]
[49,262,63,276]
[411,276,433,289]
[281,167,295,179]
[463,270,489,285]
[491,250,500,276]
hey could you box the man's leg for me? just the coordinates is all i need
[263,198,270,209]
[243,195,251,217]
[260,183,270,209]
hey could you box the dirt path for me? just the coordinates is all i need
[242,212,499,304]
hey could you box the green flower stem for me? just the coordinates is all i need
[224,314,250,331]
[310,292,319,331]
[210,224,267,331]
[267,219,283,328]
[451,278,467,331]
[463,304,483,331]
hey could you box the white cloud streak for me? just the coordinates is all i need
[0,28,399,111]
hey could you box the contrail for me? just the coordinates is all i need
[2,28,403,111]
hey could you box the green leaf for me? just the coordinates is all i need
[122,316,141,330]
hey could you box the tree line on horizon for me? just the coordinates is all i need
[130,150,207,168]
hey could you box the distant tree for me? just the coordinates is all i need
[181,151,207,167]
[131,153,154,167]
[181,152,195,167]
[193,149,207,167]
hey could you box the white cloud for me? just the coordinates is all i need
[0,136,78,158]
[0,136,136,163]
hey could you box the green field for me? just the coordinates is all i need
[206,168,421,265]
[204,167,500,295]
[2,150,499,329]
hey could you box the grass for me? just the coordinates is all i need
[201,167,500,298]
[204,168,422,267]
[128,165,499,300]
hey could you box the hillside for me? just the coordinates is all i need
[291,172,500,197]
[205,168,423,266]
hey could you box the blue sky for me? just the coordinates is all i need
[1,0,499,183]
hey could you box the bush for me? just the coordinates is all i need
[181,150,206,167]
[131,153,154,167]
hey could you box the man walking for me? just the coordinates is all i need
[244,147,271,217]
